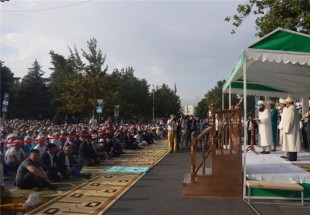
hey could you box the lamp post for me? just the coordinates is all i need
[152,85,155,122]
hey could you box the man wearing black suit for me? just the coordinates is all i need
[79,135,98,166]
[40,144,63,182]
[57,145,90,179]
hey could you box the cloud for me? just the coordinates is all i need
[1,0,257,106]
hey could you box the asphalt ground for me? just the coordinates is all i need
[105,150,310,215]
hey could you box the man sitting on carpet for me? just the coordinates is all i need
[79,135,99,166]
[15,149,58,190]
[57,145,91,179]
[41,144,63,182]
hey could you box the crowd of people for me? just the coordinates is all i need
[0,117,169,193]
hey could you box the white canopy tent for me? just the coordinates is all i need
[222,28,310,198]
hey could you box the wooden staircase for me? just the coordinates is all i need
[182,104,243,198]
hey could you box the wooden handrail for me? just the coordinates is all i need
[197,126,211,141]
[190,105,242,183]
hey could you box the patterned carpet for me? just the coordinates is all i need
[294,164,310,172]
[25,140,168,215]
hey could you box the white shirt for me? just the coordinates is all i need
[5,147,25,163]
[167,119,177,131]
[89,118,98,130]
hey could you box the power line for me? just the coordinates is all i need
[26,1,146,37]
[1,0,92,12]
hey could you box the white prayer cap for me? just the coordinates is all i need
[267,100,274,105]
[279,98,286,104]
[257,100,265,105]
[285,95,295,103]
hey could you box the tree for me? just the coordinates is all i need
[154,84,181,118]
[109,67,150,119]
[49,38,109,118]
[0,61,18,117]
[15,60,51,119]
[195,80,239,117]
[225,0,310,37]
[195,98,209,118]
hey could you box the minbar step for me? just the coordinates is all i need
[182,172,243,198]
[182,168,212,185]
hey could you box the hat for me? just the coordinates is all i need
[279,98,286,104]
[285,95,295,103]
[267,100,274,105]
[99,138,105,143]
[257,100,265,105]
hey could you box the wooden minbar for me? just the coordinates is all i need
[182,104,243,198]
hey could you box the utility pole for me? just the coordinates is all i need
[152,85,155,122]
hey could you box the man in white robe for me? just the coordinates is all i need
[278,98,288,158]
[279,95,300,161]
[255,101,273,154]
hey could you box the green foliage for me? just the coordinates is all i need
[108,67,150,118]
[195,80,239,117]
[0,60,18,117]
[14,60,52,119]
[49,38,109,117]
[48,38,181,121]
[3,38,181,121]
[0,60,15,98]
[225,0,310,37]
[154,84,181,118]
[195,98,208,117]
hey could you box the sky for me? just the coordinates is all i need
[0,0,258,106]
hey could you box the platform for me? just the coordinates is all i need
[244,146,310,199]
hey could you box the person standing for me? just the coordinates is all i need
[280,95,301,161]
[267,100,278,151]
[303,113,310,151]
[167,114,177,153]
[255,100,273,154]
[89,115,98,133]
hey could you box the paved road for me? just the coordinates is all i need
[105,150,310,215]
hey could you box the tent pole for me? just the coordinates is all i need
[242,62,247,200]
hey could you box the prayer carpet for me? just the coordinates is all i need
[25,140,168,214]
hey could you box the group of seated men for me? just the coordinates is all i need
[1,125,158,191]
[13,133,92,190]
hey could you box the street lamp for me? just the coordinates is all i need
[152,85,155,122]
